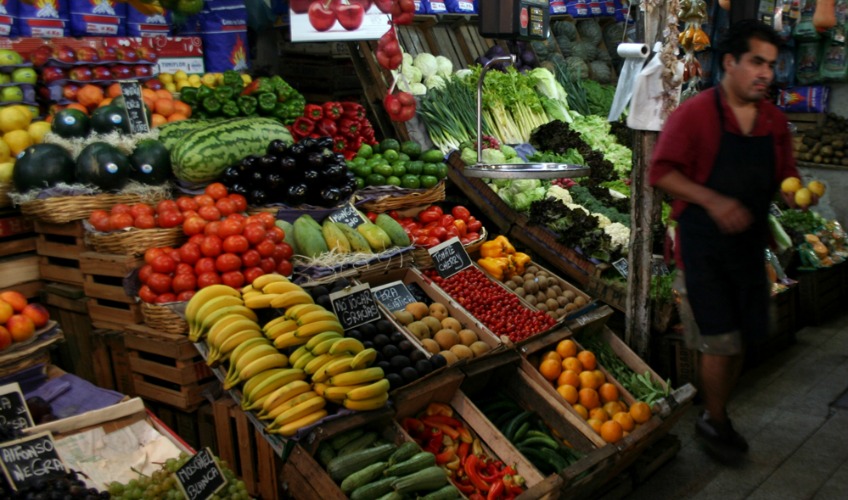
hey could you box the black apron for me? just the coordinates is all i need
[678,90,775,339]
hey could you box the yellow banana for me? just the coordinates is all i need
[226,352,289,389]
[262,281,304,294]
[288,345,311,365]
[185,284,240,326]
[328,338,364,356]
[328,367,384,387]
[251,273,289,290]
[242,368,306,409]
[209,329,264,366]
[241,368,292,407]
[310,337,342,356]
[313,382,329,397]
[345,379,390,401]
[206,316,260,350]
[193,295,245,328]
[270,395,326,427]
[285,303,325,321]
[295,320,344,338]
[305,331,343,351]
[273,330,309,350]
[326,355,357,377]
[244,293,279,309]
[228,338,274,372]
[255,379,311,414]
[297,309,339,326]
[270,290,314,309]
[264,319,299,340]
[269,408,328,436]
[349,348,377,370]
[323,384,368,403]
[303,353,336,375]
[311,355,354,383]
[261,390,317,420]
[292,351,316,371]
[263,314,294,331]
[192,305,258,342]
[240,284,256,295]
[342,392,389,411]
[233,344,281,373]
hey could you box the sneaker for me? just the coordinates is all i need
[695,410,749,454]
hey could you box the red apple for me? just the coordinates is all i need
[21,303,49,329]
[374,0,393,13]
[76,47,99,63]
[133,65,152,78]
[53,45,77,63]
[41,67,67,84]
[115,46,140,63]
[143,78,163,90]
[350,0,373,11]
[62,83,81,101]
[91,66,112,80]
[29,45,53,67]
[336,3,364,30]
[308,2,336,31]
[136,47,158,63]
[68,66,94,82]
[290,0,311,13]
[110,65,133,79]
[5,314,35,343]
[98,46,118,61]
[0,326,11,351]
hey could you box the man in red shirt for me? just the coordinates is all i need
[649,20,800,459]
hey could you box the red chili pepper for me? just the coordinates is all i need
[338,118,361,139]
[469,494,486,500]
[453,478,475,495]
[322,101,342,120]
[464,455,491,493]
[304,104,323,121]
[424,421,460,440]
[424,428,444,453]
[435,446,456,464]
[292,117,314,138]
[457,441,470,463]
[341,102,366,121]
[316,118,337,137]
[421,414,462,428]
[487,479,505,500]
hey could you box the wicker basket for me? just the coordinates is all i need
[86,226,186,255]
[357,180,446,212]
[0,183,11,208]
[412,227,488,269]
[20,192,171,224]
[141,301,188,335]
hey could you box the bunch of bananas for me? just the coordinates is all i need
[185,284,258,343]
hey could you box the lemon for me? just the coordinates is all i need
[241,73,252,85]
[0,138,10,163]
[158,73,174,84]
[27,121,51,144]
[0,106,32,134]
[176,80,192,91]
[0,161,13,183]
[188,74,201,85]
[807,180,826,197]
[213,73,224,86]
[164,82,177,93]
[780,176,802,194]
[794,187,812,208]
[174,70,188,82]
[3,130,33,156]
[201,73,217,87]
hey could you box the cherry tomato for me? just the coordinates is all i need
[196,272,222,288]
[183,216,207,236]
[177,290,196,302]
[223,235,249,254]
[276,260,293,276]
[243,223,267,245]
[109,213,134,230]
[111,203,132,215]
[439,214,455,227]
[426,236,440,247]
[172,273,197,294]
[445,225,459,239]
[215,253,242,273]
[465,231,480,242]
[256,239,276,258]
[147,273,173,294]
[195,257,216,275]
[430,226,447,241]
[144,247,168,265]
[228,194,248,212]
[132,214,154,229]
[451,206,471,222]
[158,210,184,229]
[454,219,467,237]
[241,249,261,268]
[467,217,482,233]
[388,210,401,220]
[200,235,223,257]
[138,285,158,304]
[178,242,202,265]
[243,266,264,285]
[176,196,198,213]
[418,209,440,224]
[205,182,229,200]
[221,271,245,288]
[155,200,179,214]
[138,264,154,284]
[150,254,177,274]
[366,212,378,223]
[198,205,222,222]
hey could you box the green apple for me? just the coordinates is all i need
[0,50,23,66]
[11,68,37,85]
[0,86,23,102]
[0,162,13,183]
[0,74,10,85]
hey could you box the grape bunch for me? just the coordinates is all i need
[108,452,251,500]
[0,470,107,499]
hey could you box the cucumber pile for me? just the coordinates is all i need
[316,428,461,500]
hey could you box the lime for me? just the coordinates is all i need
[400,140,422,157]
[380,138,400,151]
[386,175,402,186]
[420,175,439,189]
[382,149,399,162]
[406,161,424,175]
[436,162,448,179]
[356,143,373,159]
[352,156,367,167]
[422,163,439,176]
[355,176,365,190]
[401,174,421,189]
[366,173,387,186]
[391,163,407,176]
[398,152,411,162]
[373,163,394,177]
[354,164,372,177]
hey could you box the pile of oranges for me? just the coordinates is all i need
[538,338,652,444]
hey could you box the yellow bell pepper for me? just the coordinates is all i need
[511,252,532,276]
[477,256,511,281]
[479,235,516,258]
[494,235,515,254]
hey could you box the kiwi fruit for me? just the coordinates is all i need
[524,279,539,294]
[574,296,587,307]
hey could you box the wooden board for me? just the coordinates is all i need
[1,280,44,301]
[797,261,845,326]
[87,297,143,329]
[0,253,40,289]
[42,284,96,383]
[0,235,36,258]
[90,329,135,394]
[38,256,84,286]
[34,220,86,260]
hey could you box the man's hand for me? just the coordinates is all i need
[705,194,753,234]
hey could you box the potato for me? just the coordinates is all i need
[515,287,527,297]
[557,295,571,307]
[563,290,576,301]
[546,288,559,300]
[527,265,540,274]
[505,280,518,290]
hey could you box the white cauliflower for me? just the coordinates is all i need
[592,213,612,229]
[566,203,589,215]
[604,222,631,250]
[546,185,572,204]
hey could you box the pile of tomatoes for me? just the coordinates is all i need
[379,205,483,248]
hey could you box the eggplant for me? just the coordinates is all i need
[339,183,354,198]
[279,156,297,174]
[229,183,249,195]
[267,172,283,189]
[321,150,336,165]
[317,136,334,150]
[289,142,306,158]
[241,154,260,169]
[306,152,324,168]
[302,169,320,184]
[322,163,346,182]
[248,189,268,206]
[248,170,265,187]
[286,183,308,206]
[486,44,507,57]
[319,187,342,207]
[259,154,279,173]
[267,139,289,156]
[300,137,318,151]
[222,165,242,183]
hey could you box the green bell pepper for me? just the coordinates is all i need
[179,87,198,105]
[223,70,243,89]
[257,92,277,115]
[222,100,240,118]
[237,95,257,116]
[202,96,221,115]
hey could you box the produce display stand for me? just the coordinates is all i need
[795,260,846,326]
[34,220,86,287]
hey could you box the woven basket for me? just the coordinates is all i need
[20,191,171,224]
[412,227,488,269]
[141,301,188,335]
[357,181,446,212]
[86,227,186,255]
[0,183,11,208]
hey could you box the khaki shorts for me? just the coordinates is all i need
[673,272,745,356]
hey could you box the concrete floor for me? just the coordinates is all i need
[626,311,848,500]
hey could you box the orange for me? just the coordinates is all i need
[143,96,156,110]
[603,401,626,417]
[556,339,577,359]
[155,89,174,101]
[612,412,635,432]
[600,420,623,443]
[629,402,652,424]
[578,370,600,390]
[577,350,597,370]
[141,88,157,102]
[65,103,89,115]
[589,407,609,422]
[98,97,112,107]
[572,404,589,420]
[542,350,562,364]
[557,369,580,388]
[167,112,188,122]
[556,384,578,404]
[173,100,192,118]
[592,370,606,386]
[107,83,123,98]
[578,388,600,409]
[539,358,562,382]
[598,383,619,403]
[155,98,175,117]
[151,114,167,127]
[562,356,583,373]
[586,418,603,434]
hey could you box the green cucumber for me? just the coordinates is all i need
[350,476,396,500]
[337,431,378,457]
[327,443,396,482]
[504,411,534,440]
[388,441,421,465]
[539,447,569,471]
[383,452,436,477]
[340,461,388,494]
[513,421,532,442]
[518,436,560,449]
[391,466,449,494]
[329,428,365,451]
[316,442,336,468]
[419,484,462,500]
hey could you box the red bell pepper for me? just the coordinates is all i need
[457,441,470,462]
[453,478,475,495]
[350,136,366,151]
[464,455,491,493]
[292,117,315,138]
[332,136,348,153]
[304,104,323,121]
[424,427,444,453]
[469,494,486,500]
[316,118,337,137]
[338,118,361,139]
[322,101,342,120]
[341,102,366,121]
[423,421,460,440]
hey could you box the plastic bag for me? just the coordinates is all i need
[626,43,683,131]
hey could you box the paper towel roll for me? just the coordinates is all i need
[617,43,649,59]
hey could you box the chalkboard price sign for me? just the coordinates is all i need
[0,383,34,432]
[612,258,629,278]
[328,203,368,228]
[428,237,472,279]
[371,281,416,312]
[0,431,66,491]
[651,260,670,276]
[330,283,381,330]
[174,448,226,500]
[119,80,150,134]
[769,203,783,218]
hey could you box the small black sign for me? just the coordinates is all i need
[329,203,368,228]
[612,258,629,278]
[174,447,226,500]
[118,80,150,134]
[769,203,783,217]
[371,281,416,313]
[428,237,472,279]
[0,383,34,432]
[0,431,66,491]
[330,283,381,330]
[651,260,670,276]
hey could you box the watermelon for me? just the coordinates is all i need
[51,109,91,139]
[75,142,131,191]
[90,105,130,135]
[130,139,172,185]
[13,144,76,192]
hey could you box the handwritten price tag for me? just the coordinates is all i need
[330,283,381,330]
[428,237,472,279]
[329,203,367,228]
[371,281,416,312]
[0,383,34,432]
[119,80,150,134]
[0,432,66,491]
[174,448,226,500]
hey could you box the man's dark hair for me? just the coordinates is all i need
[716,19,782,61]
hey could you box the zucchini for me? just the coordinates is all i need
[316,442,336,468]
[383,452,436,477]
[350,476,396,500]
[327,443,396,482]
[337,431,378,456]
[539,447,569,472]
[391,466,448,494]
[504,410,534,440]
[419,484,462,500]
[374,492,404,500]
[329,428,365,451]
[518,436,560,450]
[513,421,532,442]
[388,441,421,465]
[340,461,387,494]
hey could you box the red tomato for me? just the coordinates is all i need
[175,262,194,275]
[243,266,264,285]
[188,234,205,246]
[204,220,221,237]
[366,212,378,223]
[445,225,460,239]
[229,194,247,212]
[241,249,261,268]
[227,212,246,222]
[194,194,215,207]
[255,239,276,258]
[195,257,216,275]
[258,212,277,230]
[158,210,184,229]
[265,227,284,243]
[243,223,267,245]
[221,271,245,288]
[205,182,229,200]
[259,257,276,273]
[109,213,134,230]
[454,219,467,237]
[430,226,447,241]
[467,217,482,233]
[150,255,176,274]
[156,200,179,214]
[165,248,179,261]
[439,214,455,227]
[155,293,177,304]
[92,216,112,232]
[217,218,245,239]
[183,216,207,236]
[276,260,293,276]
[465,231,480,241]
[196,272,222,288]
[215,253,242,273]
[215,198,237,217]
[201,235,223,257]
[147,273,173,294]
[182,210,199,220]
[172,273,197,294]
[138,264,154,284]
[89,209,109,225]
[223,235,249,254]
[176,196,198,213]
[388,210,401,220]
[273,242,294,262]
[426,237,441,247]
[138,285,158,303]
[130,203,154,219]
[134,214,156,229]
[418,209,440,224]
[198,205,222,222]
[451,206,471,222]
[111,203,132,215]
[144,247,167,265]
[178,242,202,265]
[176,290,195,302]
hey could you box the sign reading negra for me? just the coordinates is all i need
[329,203,368,228]
[330,283,381,330]
[0,431,66,491]
[174,447,226,500]
[119,80,150,134]
[371,281,416,312]
[429,237,472,279]
[0,383,34,432]
[612,258,629,278]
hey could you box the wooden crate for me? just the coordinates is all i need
[40,283,96,383]
[90,329,135,394]
[80,251,143,330]
[145,400,217,455]
[0,210,36,258]
[0,253,40,290]
[583,275,677,333]
[124,323,217,411]
[35,220,86,286]
[213,397,282,500]
[796,261,845,326]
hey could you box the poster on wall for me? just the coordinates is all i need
[289,0,393,42]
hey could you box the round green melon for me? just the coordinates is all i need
[129,139,172,185]
[51,109,91,139]
[12,144,76,192]
[75,142,131,192]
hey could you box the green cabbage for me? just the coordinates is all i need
[565,57,589,81]
[553,20,578,41]
[435,55,453,78]
[413,53,438,78]
[572,41,598,62]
